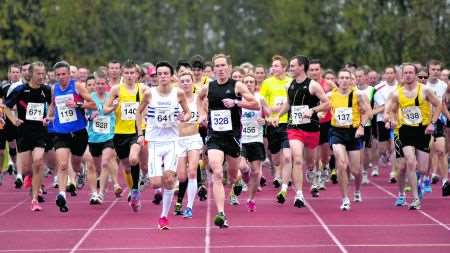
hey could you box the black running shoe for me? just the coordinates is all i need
[37,194,45,203]
[152,192,162,205]
[214,212,229,228]
[273,178,281,188]
[197,185,207,201]
[260,176,267,187]
[15,177,23,189]
[233,182,243,196]
[56,194,69,212]
[442,181,450,197]
[67,184,77,197]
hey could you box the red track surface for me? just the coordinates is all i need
[0,169,449,253]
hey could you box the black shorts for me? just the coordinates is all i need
[399,125,431,153]
[364,126,372,148]
[447,119,450,128]
[263,125,268,138]
[266,124,290,154]
[199,126,208,145]
[433,121,445,138]
[0,129,7,150]
[241,142,265,162]
[319,121,331,145]
[113,134,138,160]
[89,140,115,157]
[377,121,391,142]
[45,132,55,152]
[4,119,17,142]
[394,133,404,158]
[371,118,378,139]
[206,135,240,158]
[53,129,88,156]
[329,127,363,151]
[16,129,47,153]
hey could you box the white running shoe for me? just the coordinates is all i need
[371,167,379,177]
[340,198,351,211]
[362,171,370,185]
[353,191,362,202]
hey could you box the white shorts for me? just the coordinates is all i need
[148,141,178,177]
[177,134,203,157]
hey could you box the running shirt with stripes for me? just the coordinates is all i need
[398,83,431,127]
[330,88,361,128]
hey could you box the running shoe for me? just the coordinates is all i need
[353,191,362,203]
[423,177,432,193]
[330,169,338,184]
[272,177,281,188]
[152,191,162,205]
[56,194,68,212]
[214,212,229,228]
[276,189,287,204]
[89,192,99,205]
[371,167,379,177]
[408,198,421,210]
[362,171,370,185]
[229,192,240,206]
[158,216,169,230]
[37,194,45,203]
[232,181,243,196]
[41,184,47,195]
[418,183,424,201]
[7,163,15,175]
[260,176,267,187]
[67,183,77,197]
[174,202,183,215]
[31,200,42,212]
[310,185,319,198]
[395,195,406,206]
[241,181,248,192]
[76,170,86,190]
[97,193,104,204]
[53,176,58,188]
[294,193,305,208]
[183,207,193,218]
[113,184,123,198]
[15,176,23,189]
[431,174,439,184]
[129,189,141,212]
[197,185,207,201]
[306,170,315,183]
[442,181,450,197]
[24,175,32,188]
[340,198,351,211]
[318,178,326,190]
[247,200,256,212]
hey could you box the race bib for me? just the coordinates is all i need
[121,102,138,120]
[242,121,259,137]
[26,103,44,121]
[93,116,110,134]
[402,106,423,125]
[274,96,286,106]
[155,108,175,128]
[334,107,353,127]
[211,110,232,131]
[290,105,311,125]
[55,95,77,124]
[189,110,199,123]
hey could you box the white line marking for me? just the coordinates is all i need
[2,223,449,233]
[0,200,26,217]
[305,201,348,253]
[69,194,121,253]
[371,181,450,231]
[2,243,450,252]
[204,178,211,253]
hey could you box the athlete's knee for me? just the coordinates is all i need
[405,158,416,171]
[129,157,139,166]
[335,158,348,170]
[292,158,304,169]
[212,170,223,183]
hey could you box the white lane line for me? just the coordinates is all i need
[306,201,348,253]
[0,200,26,217]
[371,181,450,231]
[204,180,211,253]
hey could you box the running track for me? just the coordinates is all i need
[0,169,449,253]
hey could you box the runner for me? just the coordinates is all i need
[328,69,372,210]
[137,61,191,229]
[198,54,259,228]
[384,63,442,209]
[272,55,329,205]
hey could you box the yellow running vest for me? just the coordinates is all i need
[398,83,431,126]
[114,83,143,134]
[330,88,361,128]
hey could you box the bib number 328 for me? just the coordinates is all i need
[211,110,232,131]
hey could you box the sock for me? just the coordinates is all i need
[59,191,66,198]
[177,180,188,203]
[161,189,174,218]
[281,183,288,191]
[130,164,140,190]
[123,171,133,188]
[16,173,22,179]
[296,190,303,197]
[187,178,197,209]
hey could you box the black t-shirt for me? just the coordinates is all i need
[5,83,51,133]
[287,78,320,132]
[207,79,242,137]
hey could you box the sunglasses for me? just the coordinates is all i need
[417,76,428,80]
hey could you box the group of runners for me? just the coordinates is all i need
[0,54,449,229]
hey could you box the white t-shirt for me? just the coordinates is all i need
[427,79,447,102]
[374,81,398,122]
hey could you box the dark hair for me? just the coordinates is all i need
[191,55,205,69]
[108,60,121,67]
[309,59,321,66]
[156,61,175,76]
[86,75,95,82]
[176,60,191,72]
[427,59,442,71]
[402,62,418,74]
[291,55,310,72]
[53,61,70,71]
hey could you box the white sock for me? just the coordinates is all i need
[155,188,162,193]
[16,173,22,179]
[187,178,197,209]
[160,189,174,218]
[296,190,303,197]
[59,191,66,198]
[281,183,288,191]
